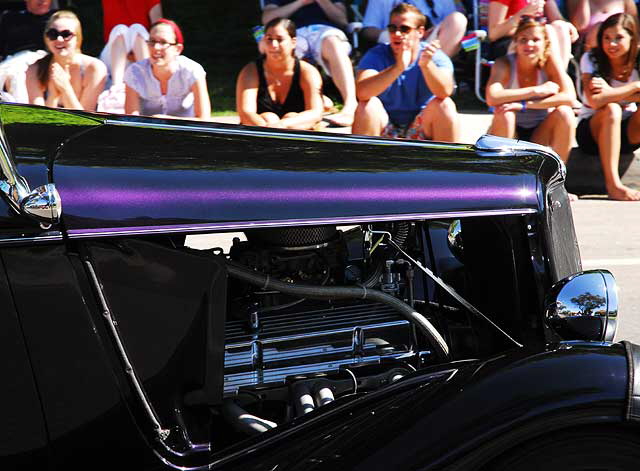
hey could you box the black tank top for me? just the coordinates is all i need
[256,57,305,118]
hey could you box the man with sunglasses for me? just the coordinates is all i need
[352,3,459,143]
[360,0,467,58]
[0,0,56,102]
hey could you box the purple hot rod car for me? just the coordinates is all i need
[0,102,639,470]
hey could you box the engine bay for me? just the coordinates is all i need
[80,216,539,451]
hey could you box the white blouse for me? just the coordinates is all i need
[579,53,639,120]
[124,55,206,117]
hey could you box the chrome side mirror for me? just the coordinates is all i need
[21,184,62,225]
[0,124,61,225]
[545,270,618,342]
[447,219,464,261]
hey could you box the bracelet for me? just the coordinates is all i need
[521,100,527,112]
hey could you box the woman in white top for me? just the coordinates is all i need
[124,19,211,119]
[577,12,640,201]
[486,16,576,162]
[26,10,107,111]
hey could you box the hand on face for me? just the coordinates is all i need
[418,39,441,68]
[393,45,413,70]
[50,62,71,92]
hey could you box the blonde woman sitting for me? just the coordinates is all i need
[26,10,107,110]
[487,15,576,162]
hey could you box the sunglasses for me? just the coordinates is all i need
[387,24,416,34]
[519,15,547,26]
[146,39,178,49]
[45,28,75,41]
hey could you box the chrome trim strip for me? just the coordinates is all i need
[84,259,171,442]
[104,118,470,151]
[225,343,384,368]
[0,233,63,245]
[226,320,408,349]
[223,352,409,394]
[67,208,538,239]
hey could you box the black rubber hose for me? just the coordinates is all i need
[226,261,450,360]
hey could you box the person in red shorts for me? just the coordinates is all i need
[98,0,163,113]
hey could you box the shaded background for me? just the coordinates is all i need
[73,0,262,113]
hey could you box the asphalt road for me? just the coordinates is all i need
[571,198,640,343]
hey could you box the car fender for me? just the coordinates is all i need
[216,342,632,470]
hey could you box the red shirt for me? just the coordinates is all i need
[102,0,161,42]
[491,0,528,18]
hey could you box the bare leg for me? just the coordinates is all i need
[110,34,128,86]
[590,103,640,201]
[420,97,459,142]
[132,34,149,62]
[585,23,600,51]
[321,35,357,126]
[437,12,467,58]
[548,21,572,69]
[531,105,575,161]
[352,97,388,136]
[488,108,516,138]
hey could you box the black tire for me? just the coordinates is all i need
[485,425,640,471]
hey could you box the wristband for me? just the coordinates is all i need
[521,100,527,112]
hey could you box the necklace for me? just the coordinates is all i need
[264,67,284,87]
[614,67,629,80]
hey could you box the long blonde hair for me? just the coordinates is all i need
[36,10,83,86]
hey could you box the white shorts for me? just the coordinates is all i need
[295,24,351,76]
[99,23,150,77]
[0,49,47,103]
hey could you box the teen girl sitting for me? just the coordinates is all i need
[236,17,323,130]
[577,12,640,201]
[487,15,577,163]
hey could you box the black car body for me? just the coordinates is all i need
[1,103,639,470]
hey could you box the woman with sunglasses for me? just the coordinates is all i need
[236,17,323,130]
[489,0,578,67]
[486,16,576,162]
[124,19,211,119]
[26,10,107,110]
[577,12,640,200]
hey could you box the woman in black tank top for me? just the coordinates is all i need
[236,17,323,130]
